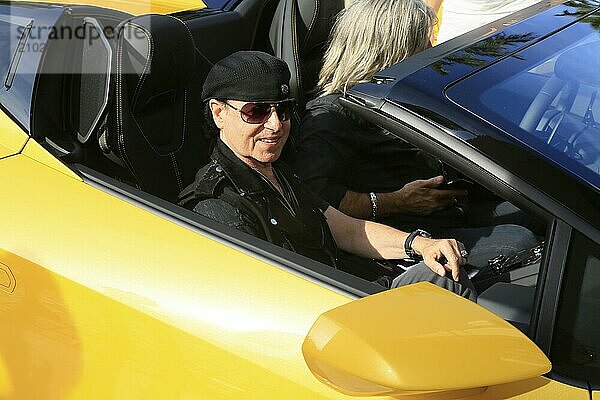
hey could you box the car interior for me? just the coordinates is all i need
[30,0,549,333]
[478,37,600,181]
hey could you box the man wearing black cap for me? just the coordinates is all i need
[179,51,476,300]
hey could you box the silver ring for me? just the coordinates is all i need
[460,249,469,258]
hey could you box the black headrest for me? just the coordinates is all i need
[269,0,344,109]
[296,0,342,55]
[118,14,196,114]
[555,41,600,87]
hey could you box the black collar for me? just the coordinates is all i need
[212,139,277,196]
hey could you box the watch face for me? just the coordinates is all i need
[417,229,432,239]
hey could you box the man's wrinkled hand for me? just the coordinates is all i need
[412,236,467,281]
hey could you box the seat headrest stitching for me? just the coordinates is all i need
[116,24,140,184]
[116,31,125,156]
[170,153,183,190]
[129,112,170,155]
[180,90,187,152]
[302,0,320,52]
[290,0,302,91]
[166,15,195,46]
[167,15,204,77]
[128,22,154,107]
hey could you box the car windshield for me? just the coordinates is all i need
[447,17,600,189]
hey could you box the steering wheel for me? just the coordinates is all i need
[519,75,567,136]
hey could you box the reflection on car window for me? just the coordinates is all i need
[447,19,600,189]
[481,35,600,182]
[551,231,600,386]
[0,4,61,130]
[0,16,28,86]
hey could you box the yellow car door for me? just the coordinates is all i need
[0,138,370,399]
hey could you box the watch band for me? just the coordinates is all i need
[404,229,431,260]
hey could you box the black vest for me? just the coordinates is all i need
[179,141,338,267]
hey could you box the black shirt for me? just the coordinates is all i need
[289,93,440,208]
[179,140,337,266]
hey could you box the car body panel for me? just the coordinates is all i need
[0,110,28,158]
[2,147,565,400]
[1,249,350,399]
[0,152,374,399]
[15,0,207,15]
[21,137,81,179]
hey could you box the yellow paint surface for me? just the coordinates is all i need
[304,283,550,396]
[0,153,367,399]
[0,151,587,399]
[21,138,82,180]
[16,0,206,15]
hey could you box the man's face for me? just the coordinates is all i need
[210,99,290,167]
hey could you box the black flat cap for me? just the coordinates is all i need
[202,51,291,102]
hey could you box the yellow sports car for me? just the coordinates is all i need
[0,0,598,399]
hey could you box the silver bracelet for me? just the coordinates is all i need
[369,192,378,220]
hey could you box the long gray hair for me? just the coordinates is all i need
[318,0,435,95]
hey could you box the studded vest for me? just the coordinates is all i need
[179,140,338,267]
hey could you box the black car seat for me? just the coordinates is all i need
[269,0,344,111]
[100,14,211,202]
[269,0,344,162]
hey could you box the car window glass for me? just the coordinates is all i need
[0,5,63,131]
[0,14,35,84]
[446,18,600,189]
[551,231,600,386]
[0,14,33,113]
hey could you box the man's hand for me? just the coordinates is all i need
[388,175,467,216]
[412,236,467,281]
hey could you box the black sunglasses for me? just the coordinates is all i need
[224,100,294,124]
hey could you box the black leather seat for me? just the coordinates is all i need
[269,0,344,110]
[101,14,211,202]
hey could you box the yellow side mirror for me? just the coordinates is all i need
[302,282,550,398]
